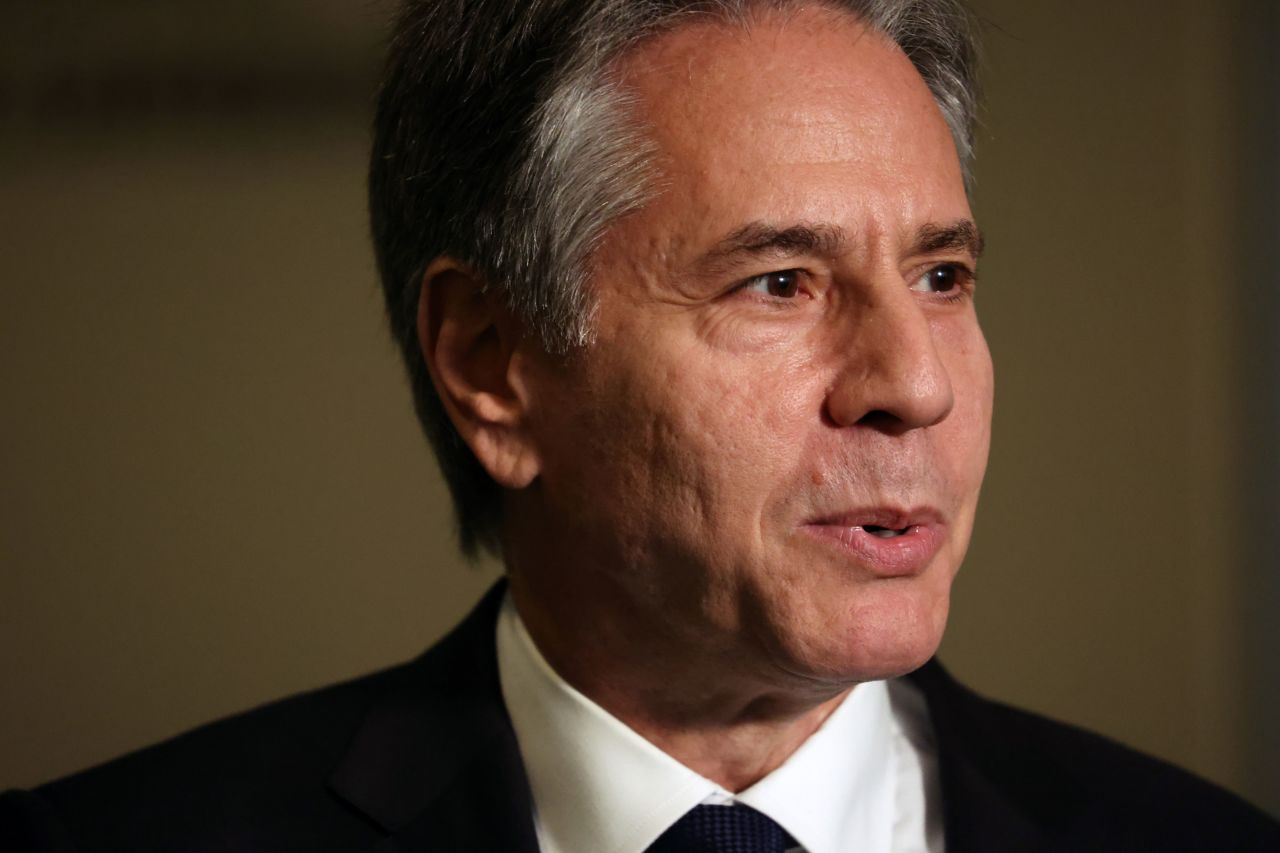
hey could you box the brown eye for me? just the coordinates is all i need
[909,263,970,294]
[741,270,800,298]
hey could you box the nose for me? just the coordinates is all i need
[825,287,955,433]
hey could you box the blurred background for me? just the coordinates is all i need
[2,0,1277,817]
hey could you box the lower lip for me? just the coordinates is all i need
[801,523,943,577]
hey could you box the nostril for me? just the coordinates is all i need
[822,311,955,430]
[856,409,912,435]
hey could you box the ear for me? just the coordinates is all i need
[417,258,541,489]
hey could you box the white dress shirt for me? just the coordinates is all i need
[496,593,944,853]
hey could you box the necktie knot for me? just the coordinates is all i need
[646,803,797,853]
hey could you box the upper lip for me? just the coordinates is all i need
[806,506,944,530]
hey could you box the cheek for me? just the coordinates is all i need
[936,317,994,440]
[943,358,993,564]
[601,343,821,534]
[646,368,796,518]
[961,336,995,462]
[543,350,710,542]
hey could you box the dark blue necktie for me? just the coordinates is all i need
[645,803,798,853]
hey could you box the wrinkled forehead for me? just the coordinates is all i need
[603,5,970,257]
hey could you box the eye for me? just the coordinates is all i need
[909,263,973,296]
[738,269,801,298]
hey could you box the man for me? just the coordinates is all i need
[2,0,1277,850]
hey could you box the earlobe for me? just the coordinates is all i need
[416,258,541,489]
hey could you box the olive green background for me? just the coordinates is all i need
[3,0,1277,816]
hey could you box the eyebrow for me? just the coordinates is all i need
[697,218,984,273]
[914,220,985,259]
[699,222,849,271]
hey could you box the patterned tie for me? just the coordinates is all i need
[645,803,798,853]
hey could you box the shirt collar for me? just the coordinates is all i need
[496,592,897,853]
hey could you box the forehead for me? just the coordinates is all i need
[608,6,968,249]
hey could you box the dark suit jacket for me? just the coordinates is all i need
[3,581,1278,851]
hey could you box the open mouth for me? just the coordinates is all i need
[801,508,944,576]
[861,524,913,539]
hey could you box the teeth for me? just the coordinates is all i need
[864,525,908,538]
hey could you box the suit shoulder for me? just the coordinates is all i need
[3,661,415,852]
[2,585,509,852]
[1002,701,1279,847]
[913,662,1280,849]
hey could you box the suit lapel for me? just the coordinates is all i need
[327,582,540,853]
[908,660,1091,852]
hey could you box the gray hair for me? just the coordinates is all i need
[369,0,980,556]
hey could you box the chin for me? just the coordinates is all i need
[784,579,951,686]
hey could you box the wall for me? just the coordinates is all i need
[2,0,1275,816]
[1,0,502,788]
[942,0,1270,810]
[1237,0,1280,815]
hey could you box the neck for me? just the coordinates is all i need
[631,690,851,792]
[508,571,852,792]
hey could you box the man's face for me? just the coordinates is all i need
[520,7,993,686]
